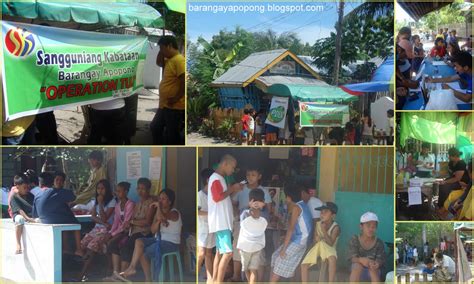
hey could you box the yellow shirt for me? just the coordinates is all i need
[159,53,185,110]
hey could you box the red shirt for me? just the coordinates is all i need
[241,114,250,131]
[430,46,446,57]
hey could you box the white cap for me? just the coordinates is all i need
[360,212,379,223]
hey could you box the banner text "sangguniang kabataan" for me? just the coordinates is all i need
[40,76,136,100]
[36,50,140,68]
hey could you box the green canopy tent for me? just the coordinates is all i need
[399,112,473,160]
[267,83,359,103]
[164,0,186,14]
[2,0,164,28]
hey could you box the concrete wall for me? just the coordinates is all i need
[0,219,80,283]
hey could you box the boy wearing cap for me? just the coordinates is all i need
[348,212,386,283]
[301,202,340,282]
[237,188,268,284]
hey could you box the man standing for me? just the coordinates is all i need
[151,36,185,145]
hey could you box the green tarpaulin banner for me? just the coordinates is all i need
[400,112,473,159]
[299,102,349,127]
[2,21,148,121]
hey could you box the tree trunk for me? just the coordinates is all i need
[333,1,345,85]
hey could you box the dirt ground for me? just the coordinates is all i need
[55,88,158,145]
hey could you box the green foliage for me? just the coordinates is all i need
[187,27,313,128]
[187,94,218,131]
[148,2,185,44]
[7,147,107,191]
[311,2,394,83]
[420,0,467,31]
[199,118,216,137]
[216,117,237,140]
[396,223,455,247]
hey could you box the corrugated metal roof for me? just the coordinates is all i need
[211,49,287,86]
[255,75,329,87]
[398,1,453,21]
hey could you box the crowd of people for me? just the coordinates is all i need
[240,108,394,146]
[198,154,388,283]
[2,35,185,146]
[396,26,472,109]
[6,150,183,282]
[397,145,472,220]
[397,238,458,282]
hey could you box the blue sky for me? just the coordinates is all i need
[187,1,362,45]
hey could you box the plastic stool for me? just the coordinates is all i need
[156,251,183,282]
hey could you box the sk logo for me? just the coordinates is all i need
[5,27,36,57]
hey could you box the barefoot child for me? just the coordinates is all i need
[208,155,243,283]
[270,186,312,283]
[348,212,386,283]
[10,174,36,254]
[237,189,268,284]
[301,202,340,282]
[198,168,216,283]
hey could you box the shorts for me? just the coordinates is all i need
[351,263,382,281]
[198,231,216,249]
[271,242,306,278]
[216,230,232,254]
[14,215,25,226]
[266,132,277,143]
[241,130,248,138]
[240,250,263,271]
[232,220,241,261]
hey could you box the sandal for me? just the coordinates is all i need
[15,249,22,254]
[113,271,132,283]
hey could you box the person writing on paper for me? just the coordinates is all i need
[416,143,435,176]
[427,51,472,103]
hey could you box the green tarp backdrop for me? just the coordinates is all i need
[2,21,148,120]
[1,1,164,28]
[299,102,349,127]
[400,112,473,159]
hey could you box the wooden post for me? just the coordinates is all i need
[423,273,428,282]
[405,273,410,283]
[397,274,402,283]
[415,273,419,282]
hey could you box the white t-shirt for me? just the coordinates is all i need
[387,117,394,135]
[438,255,455,275]
[90,98,125,110]
[208,173,233,233]
[237,210,267,252]
[306,196,323,219]
[248,116,255,131]
[362,121,374,136]
[413,247,418,257]
[198,189,209,234]
[418,153,435,167]
[160,208,182,244]
[94,198,117,228]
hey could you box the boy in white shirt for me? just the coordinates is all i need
[198,168,216,283]
[237,188,268,284]
[232,167,273,281]
[208,155,243,283]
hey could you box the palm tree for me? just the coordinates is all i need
[333,1,345,85]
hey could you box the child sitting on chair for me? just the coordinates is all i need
[348,212,386,283]
[300,202,340,282]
